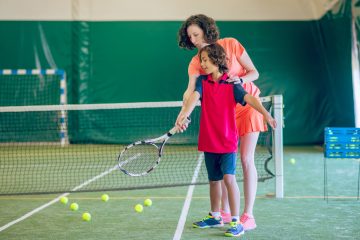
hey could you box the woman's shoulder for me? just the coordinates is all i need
[217,37,241,45]
[217,38,245,54]
[190,54,200,64]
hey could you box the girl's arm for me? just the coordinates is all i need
[176,91,200,132]
[244,94,277,129]
[177,74,199,128]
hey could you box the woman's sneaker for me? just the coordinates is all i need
[220,210,232,224]
[224,218,244,237]
[192,213,224,228]
[240,213,257,231]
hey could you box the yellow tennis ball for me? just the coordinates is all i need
[82,212,91,222]
[289,158,296,164]
[144,198,152,207]
[101,194,109,202]
[60,196,68,205]
[70,203,79,211]
[134,204,143,213]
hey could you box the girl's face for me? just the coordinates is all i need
[200,51,218,75]
[187,24,206,49]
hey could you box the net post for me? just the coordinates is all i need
[58,70,69,146]
[272,95,284,198]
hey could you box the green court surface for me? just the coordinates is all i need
[0,143,272,195]
[0,146,359,239]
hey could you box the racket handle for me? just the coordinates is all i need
[169,117,191,136]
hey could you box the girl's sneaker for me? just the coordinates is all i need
[192,213,224,228]
[224,218,244,237]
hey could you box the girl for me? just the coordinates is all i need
[176,43,276,237]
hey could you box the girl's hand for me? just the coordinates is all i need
[264,113,277,129]
[175,112,190,133]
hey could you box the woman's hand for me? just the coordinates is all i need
[226,76,242,83]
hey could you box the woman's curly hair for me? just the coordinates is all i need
[177,14,220,50]
[199,43,228,73]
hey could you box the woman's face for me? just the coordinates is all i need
[187,24,206,49]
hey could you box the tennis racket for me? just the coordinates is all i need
[117,117,191,176]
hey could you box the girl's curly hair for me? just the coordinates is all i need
[199,43,228,73]
[177,14,220,50]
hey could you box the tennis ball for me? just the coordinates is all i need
[70,203,79,211]
[289,158,296,164]
[101,194,109,202]
[144,198,152,207]
[60,196,68,205]
[134,204,143,213]
[82,212,91,222]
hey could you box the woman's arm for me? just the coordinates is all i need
[183,74,199,103]
[244,94,277,129]
[237,50,259,84]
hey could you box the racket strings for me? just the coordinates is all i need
[119,144,160,175]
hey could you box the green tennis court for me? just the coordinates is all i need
[0,146,359,239]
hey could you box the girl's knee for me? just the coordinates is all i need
[223,174,236,186]
[209,180,221,187]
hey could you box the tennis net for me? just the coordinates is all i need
[0,96,283,195]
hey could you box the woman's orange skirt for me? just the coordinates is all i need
[235,82,268,136]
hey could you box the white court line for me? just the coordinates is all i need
[173,153,203,240]
[0,163,120,232]
[0,192,69,232]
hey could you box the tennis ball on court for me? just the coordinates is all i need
[134,204,143,213]
[101,194,109,202]
[144,198,152,207]
[82,212,91,222]
[70,203,79,211]
[289,158,296,164]
[60,196,68,205]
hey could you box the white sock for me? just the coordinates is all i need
[231,216,239,222]
[212,211,221,218]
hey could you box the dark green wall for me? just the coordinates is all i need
[0,13,354,144]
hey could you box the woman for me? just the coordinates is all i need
[177,14,267,231]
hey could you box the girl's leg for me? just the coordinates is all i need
[223,174,240,217]
[239,132,259,216]
[209,180,222,212]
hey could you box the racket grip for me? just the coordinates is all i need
[183,116,191,125]
[169,117,191,136]
[177,116,191,132]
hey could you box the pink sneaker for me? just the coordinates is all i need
[220,210,231,224]
[240,213,257,231]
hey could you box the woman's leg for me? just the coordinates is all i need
[239,132,259,216]
[221,180,230,212]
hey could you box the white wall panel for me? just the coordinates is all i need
[0,0,336,21]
